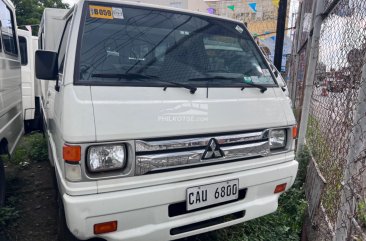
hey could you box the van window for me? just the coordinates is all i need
[19,36,28,65]
[58,18,72,73]
[76,4,275,87]
[0,0,18,55]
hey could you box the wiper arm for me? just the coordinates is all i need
[91,73,197,94]
[162,80,197,94]
[241,81,267,93]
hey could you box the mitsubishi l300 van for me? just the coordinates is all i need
[35,1,298,240]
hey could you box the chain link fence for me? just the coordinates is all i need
[290,0,366,240]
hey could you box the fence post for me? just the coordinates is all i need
[335,51,366,241]
[289,2,305,106]
[297,0,325,150]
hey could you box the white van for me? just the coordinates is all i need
[18,29,41,133]
[36,1,298,240]
[0,0,23,206]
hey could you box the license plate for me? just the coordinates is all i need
[186,179,239,211]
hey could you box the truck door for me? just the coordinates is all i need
[19,31,35,123]
[46,18,72,135]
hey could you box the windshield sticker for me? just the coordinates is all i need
[262,69,271,76]
[112,7,124,19]
[89,5,113,19]
[235,25,244,33]
[243,76,252,83]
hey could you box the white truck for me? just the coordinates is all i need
[0,0,23,206]
[18,29,42,133]
[36,1,298,240]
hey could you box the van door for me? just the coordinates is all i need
[46,17,72,135]
[19,31,35,122]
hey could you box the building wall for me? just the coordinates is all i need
[132,0,187,9]
[187,0,209,12]
[204,0,283,36]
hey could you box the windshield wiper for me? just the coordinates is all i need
[188,76,267,93]
[91,73,158,80]
[91,73,197,94]
[241,81,267,93]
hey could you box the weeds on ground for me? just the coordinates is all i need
[306,115,343,222]
[6,133,47,166]
[357,200,366,229]
[1,133,47,231]
[0,197,19,229]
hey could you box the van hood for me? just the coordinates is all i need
[90,86,295,141]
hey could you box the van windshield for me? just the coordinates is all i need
[77,3,276,87]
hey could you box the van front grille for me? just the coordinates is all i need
[134,130,270,175]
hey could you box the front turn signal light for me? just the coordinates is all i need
[94,221,118,234]
[292,126,298,139]
[63,145,81,162]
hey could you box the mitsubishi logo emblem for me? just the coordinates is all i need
[202,138,224,160]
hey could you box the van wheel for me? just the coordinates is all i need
[57,195,80,241]
[0,157,5,207]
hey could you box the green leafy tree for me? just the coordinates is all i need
[13,0,69,34]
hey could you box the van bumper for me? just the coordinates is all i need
[63,160,298,241]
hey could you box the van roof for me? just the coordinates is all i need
[77,0,244,25]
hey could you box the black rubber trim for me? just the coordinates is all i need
[169,188,247,217]
[170,211,245,235]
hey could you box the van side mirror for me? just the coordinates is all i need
[35,50,58,80]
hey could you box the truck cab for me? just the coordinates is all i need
[36,1,298,240]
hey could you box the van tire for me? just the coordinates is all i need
[57,194,80,241]
[0,157,5,207]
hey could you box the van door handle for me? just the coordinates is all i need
[48,92,51,97]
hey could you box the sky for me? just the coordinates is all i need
[63,0,77,6]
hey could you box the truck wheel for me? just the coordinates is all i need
[0,157,5,207]
[57,195,80,241]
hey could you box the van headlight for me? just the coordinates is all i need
[270,129,287,149]
[87,145,126,172]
